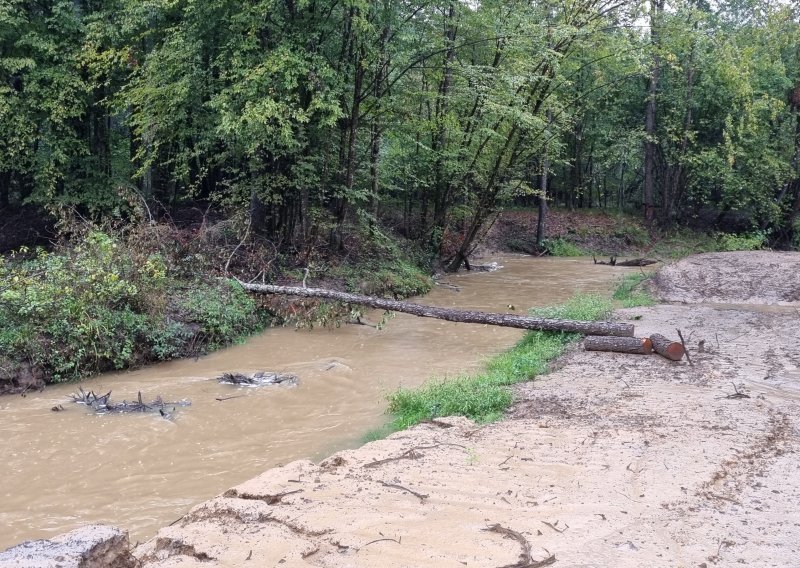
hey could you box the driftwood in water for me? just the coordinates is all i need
[69,387,111,407]
[584,336,653,355]
[69,387,190,417]
[238,282,635,337]
[218,371,298,387]
[649,333,685,361]
[593,256,658,267]
[617,258,658,267]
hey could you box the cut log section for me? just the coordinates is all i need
[650,333,685,361]
[238,282,635,337]
[584,336,653,355]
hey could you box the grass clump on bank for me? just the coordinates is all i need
[381,294,612,433]
[613,273,656,308]
[542,238,586,257]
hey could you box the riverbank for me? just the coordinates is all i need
[0,255,623,553]
[0,207,770,395]
[0,221,433,394]
[127,251,800,567]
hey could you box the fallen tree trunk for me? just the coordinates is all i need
[584,336,653,355]
[616,258,658,267]
[650,333,685,361]
[592,256,658,267]
[238,282,635,337]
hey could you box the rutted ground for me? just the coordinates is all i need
[127,251,800,567]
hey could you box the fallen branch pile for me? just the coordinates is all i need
[218,371,298,387]
[593,256,658,267]
[69,387,191,417]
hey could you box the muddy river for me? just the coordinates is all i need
[0,256,620,549]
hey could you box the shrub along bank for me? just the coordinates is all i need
[0,231,265,391]
[0,223,432,393]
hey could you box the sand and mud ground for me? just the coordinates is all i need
[128,252,800,566]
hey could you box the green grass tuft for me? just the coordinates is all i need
[385,294,612,431]
[714,231,767,252]
[612,273,656,308]
[542,238,586,257]
[361,423,398,443]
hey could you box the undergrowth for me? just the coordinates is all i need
[714,231,767,252]
[0,231,266,383]
[0,216,432,385]
[542,238,586,257]
[612,273,656,308]
[652,228,768,258]
[371,294,612,437]
[337,257,432,298]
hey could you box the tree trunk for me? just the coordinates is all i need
[584,336,653,354]
[430,1,457,251]
[644,0,662,226]
[0,170,10,210]
[238,282,635,337]
[249,191,267,234]
[536,168,548,247]
[662,29,696,226]
[368,23,390,226]
[536,110,552,247]
[650,333,685,361]
[570,128,582,210]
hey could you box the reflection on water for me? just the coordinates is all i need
[0,256,619,548]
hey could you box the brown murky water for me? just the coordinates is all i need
[0,256,620,549]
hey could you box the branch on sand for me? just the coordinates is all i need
[483,523,557,568]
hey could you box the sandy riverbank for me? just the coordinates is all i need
[5,252,800,567]
[133,251,800,567]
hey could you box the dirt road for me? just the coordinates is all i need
[135,252,800,567]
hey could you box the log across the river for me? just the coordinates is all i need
[239,282,635,337]
[584,336,653,355]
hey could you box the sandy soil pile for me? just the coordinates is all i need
[134,252,800,567]
[653,250,800,305]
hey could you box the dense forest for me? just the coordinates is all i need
[1,0,799,266]
[1,0,799,389]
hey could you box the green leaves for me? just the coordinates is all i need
[0,232,148,380]
[0,231,265,382]
[1,0,797,248]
